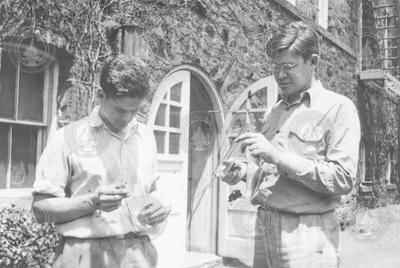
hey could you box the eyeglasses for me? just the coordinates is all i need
[272,63,298,74]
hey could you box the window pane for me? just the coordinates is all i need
[11,125,37,188]
[154,130,166,154]
[170,82,182,102]
[155,103,167,126]
[0,124,9,188]
[169,132,180,155]
[18,69,44,122]
[169,106,181,128]
[0,52,16,119]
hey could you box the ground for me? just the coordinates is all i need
[204,205,400,268]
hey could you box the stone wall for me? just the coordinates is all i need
[59,0,358,120]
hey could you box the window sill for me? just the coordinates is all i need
[386,184,397,191]
[0,188,32,198]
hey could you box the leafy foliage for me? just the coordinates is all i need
[0,204,58,268]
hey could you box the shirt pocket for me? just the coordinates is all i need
[288,126,326,158]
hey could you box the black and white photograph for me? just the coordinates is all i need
[0,0,400,267]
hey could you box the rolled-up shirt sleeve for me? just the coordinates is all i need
[33,128,70,197]
[276,100,361,196]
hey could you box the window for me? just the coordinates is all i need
[153,82,183,155]
[288,0,329,29]
[0,43,55,190]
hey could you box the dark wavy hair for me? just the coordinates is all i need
[100,55,149,99]
[268,20,320,60]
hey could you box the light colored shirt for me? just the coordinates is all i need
[250,80,360,214]
[33,106,160,238]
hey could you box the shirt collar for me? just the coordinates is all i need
[88,105,139,133]
[280,79,324,109]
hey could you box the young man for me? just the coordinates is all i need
[222,21,360,267]
[32,55,170,268]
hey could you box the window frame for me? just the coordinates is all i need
[286,0,329,29]
[0,46,59,196]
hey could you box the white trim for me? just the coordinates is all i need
[0,52,59,191]
[148,65,224,133]
[318,0,329,29]
[222,76,278,140]
[148,65,224,255]
[0,118,47,126]
[6,126,12,189]
[14,62,20,120]
[0,188,32,198]
[286,0,329,29]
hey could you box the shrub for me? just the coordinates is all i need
[0,204,58,268]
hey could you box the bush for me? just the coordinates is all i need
[0,204,59,268]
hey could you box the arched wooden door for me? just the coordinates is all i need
[147,68,224,267]
[147,70,191,266]
[217,76,278,266]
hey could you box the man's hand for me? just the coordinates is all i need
[236,133,282,164]
[219,160,246,185]
[138,197,171,226]
[91,184,130,212]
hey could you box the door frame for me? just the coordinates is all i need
[147,65,224,254]
[217,76,278,265]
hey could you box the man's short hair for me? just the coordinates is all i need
[268,21,320,60]
[100,55,149,99]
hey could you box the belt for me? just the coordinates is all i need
[113,232,149,240]
[260,204,335,216]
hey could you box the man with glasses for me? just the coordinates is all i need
[221,21,360,267]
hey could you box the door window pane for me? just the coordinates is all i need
[154,130,166,154]
[0,53,16,119]
[18,69,44,122]
[169,106,181,128]
[169,132,180,154]
[155,103,167,126]
[0,124,8,188]
[170,82,182,102]
[11,125,37,188]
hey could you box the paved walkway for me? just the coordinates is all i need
[190,205,400,268]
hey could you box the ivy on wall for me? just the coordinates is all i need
[357,79,400,204]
